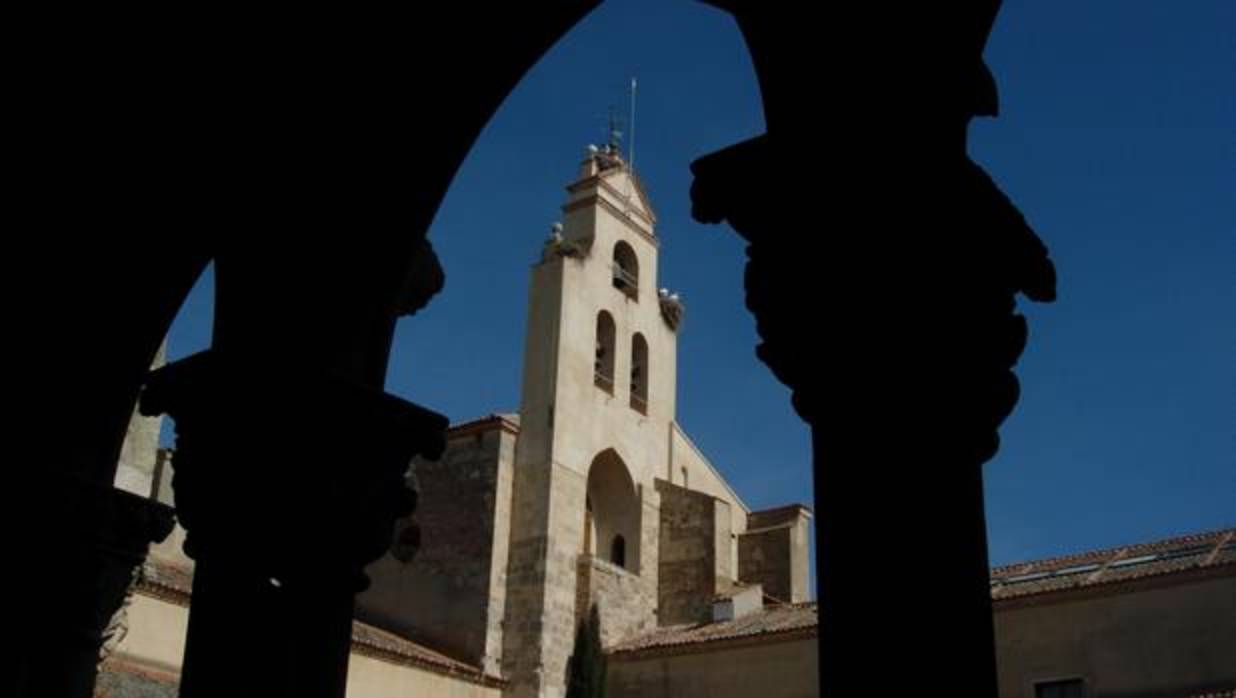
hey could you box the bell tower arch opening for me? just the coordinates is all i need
[612,240,639,300]
[630,332,648,414]
[595,310,616,392]
[585,448,641,573]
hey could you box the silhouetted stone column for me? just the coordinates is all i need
[14,250,203,698]
[135,241,453,698]
[141,352,447,697]
[17,480,173,698]
[694,3,1055,694]
[15,5,604,697]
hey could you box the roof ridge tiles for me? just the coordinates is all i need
[991,527,1233,575]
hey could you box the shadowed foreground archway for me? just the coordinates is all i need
[13,2,1051,696]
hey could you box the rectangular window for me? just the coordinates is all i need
[1035,678,1086,698]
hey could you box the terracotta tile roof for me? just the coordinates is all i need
[612,527,1235,656]
[746,503,814,529]
[350,621,505,688]
[132,555,503,687]
[609,602,818,656]
[97,658,179,697]
[445,413,520,437]
[134,519,1230,668]
[990,528,1235,602]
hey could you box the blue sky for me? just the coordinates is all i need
[164,0,1233,581]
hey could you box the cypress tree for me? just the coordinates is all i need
[566,603,607,698]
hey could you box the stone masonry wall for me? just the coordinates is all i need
[502,461,588,698]
[357,426,510,668]
[499,458,551,698]
[607,636,820,698]
[575,555,656,648]
[655,479,732,625]
[638,491,660,617]
[738,506,811,603]
[738,527,792,603]
[483,426,518,674]
[540,465,588,698]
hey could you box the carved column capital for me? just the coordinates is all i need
[690,136,1055,462]
[139,349,447,592]
[17,475,174,697]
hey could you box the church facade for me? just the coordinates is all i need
[96,144,1234,698]
[99,144,815,698]
[355,143,813,698]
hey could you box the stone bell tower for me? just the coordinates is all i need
[500,142,682,698]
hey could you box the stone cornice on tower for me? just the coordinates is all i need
[563,193,658,247]
[564,148,659,244]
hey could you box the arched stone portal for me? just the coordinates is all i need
[585,448,641,574]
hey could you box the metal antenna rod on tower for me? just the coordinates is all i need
[629,77,637,171]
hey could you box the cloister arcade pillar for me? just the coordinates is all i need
[692,2,1055,694]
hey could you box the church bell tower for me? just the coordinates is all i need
[500,142,681,698]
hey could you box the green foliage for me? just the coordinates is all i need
[565,603,607,698]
